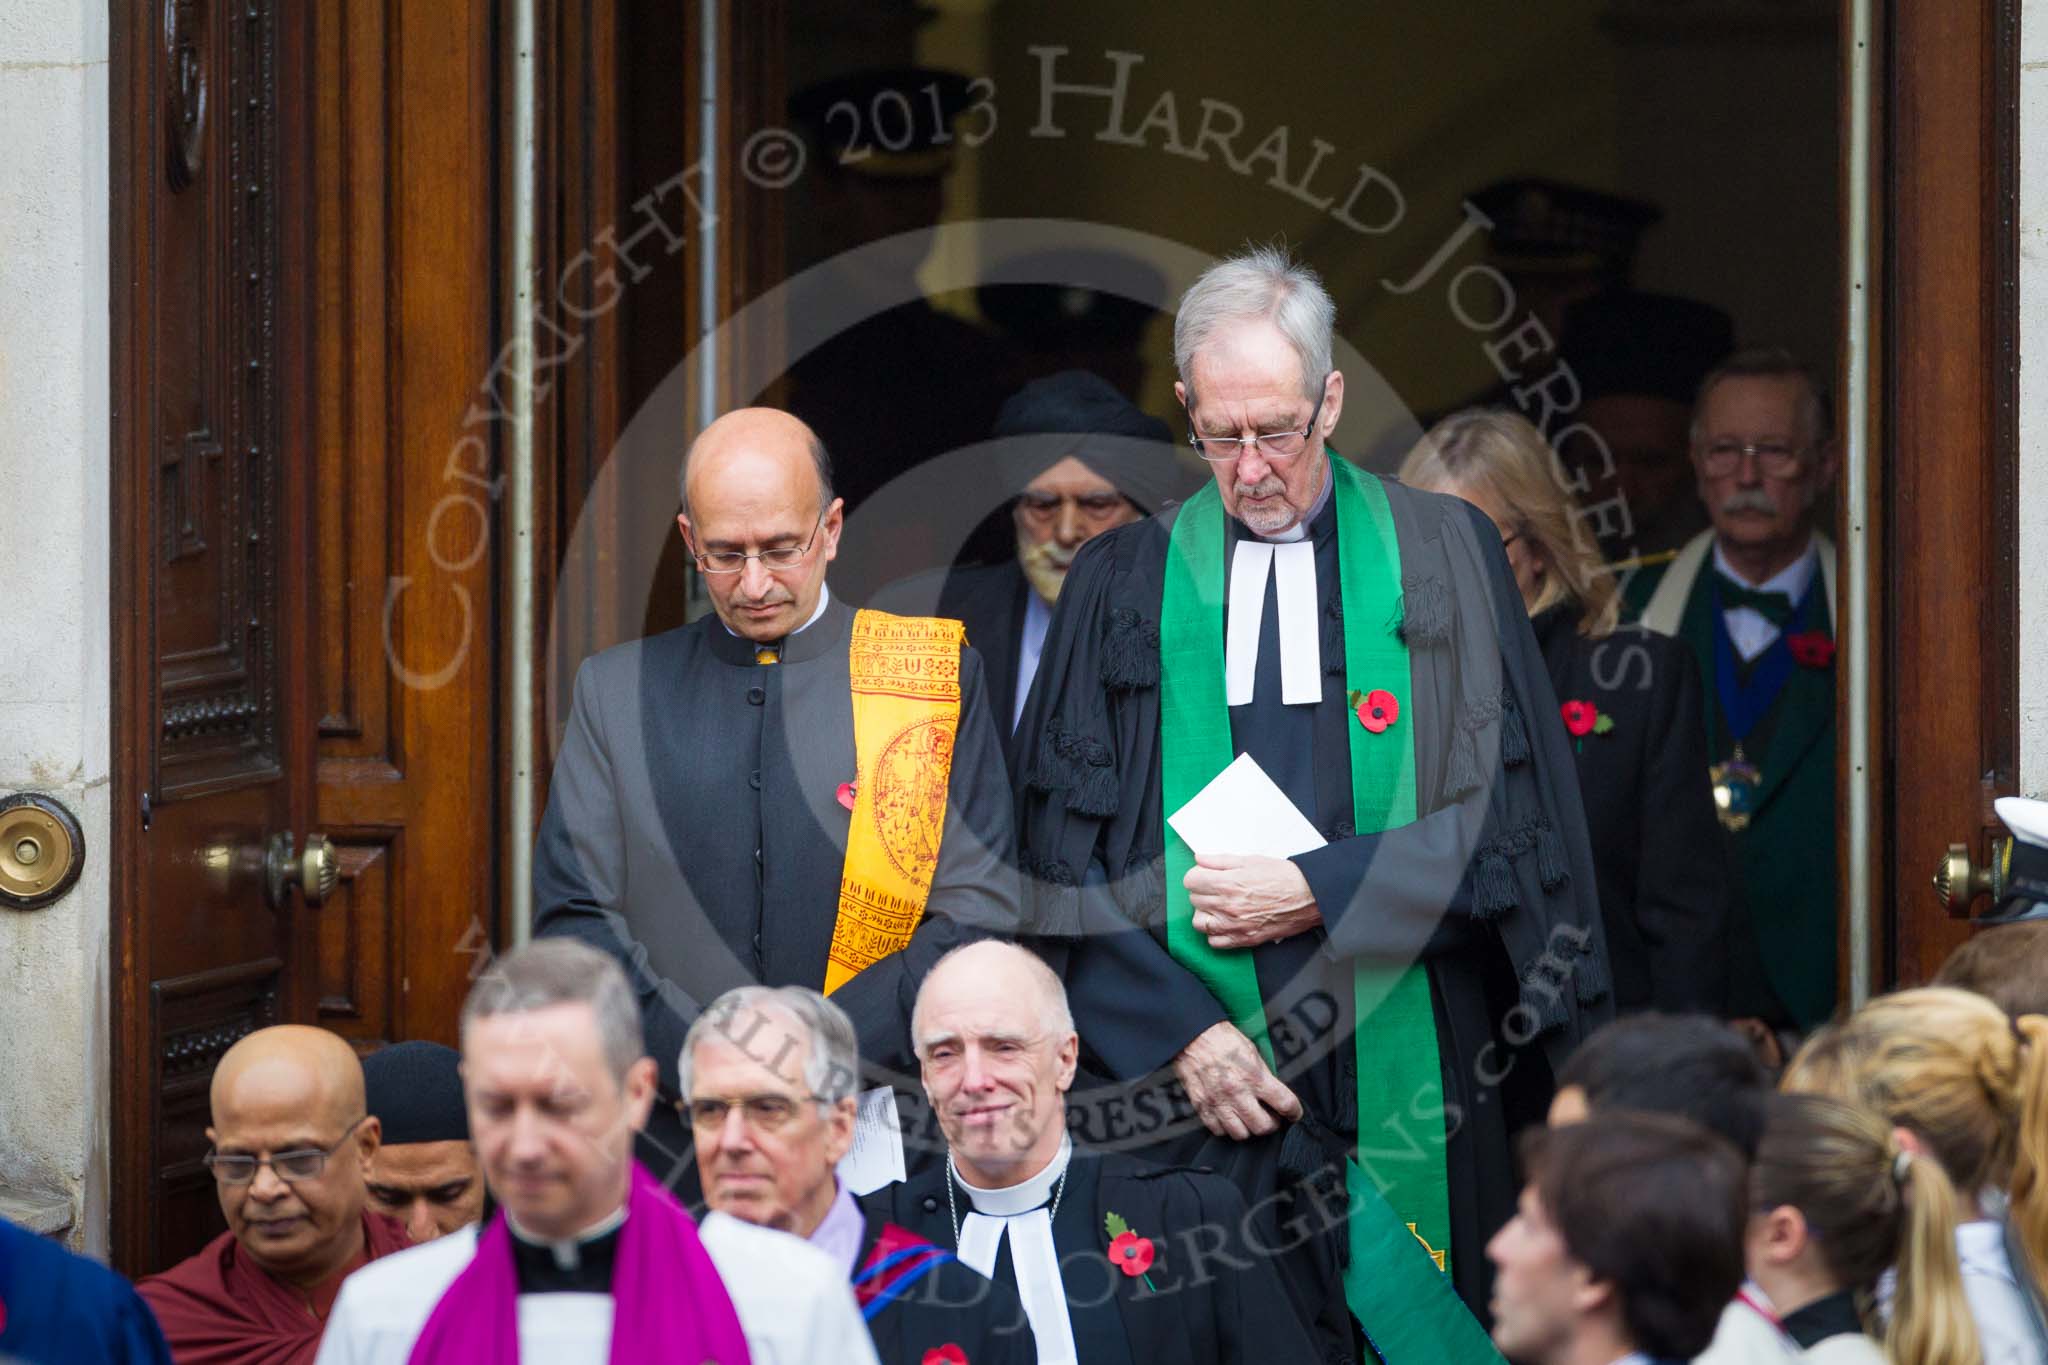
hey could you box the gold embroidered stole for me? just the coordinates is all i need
[824,610,964,994]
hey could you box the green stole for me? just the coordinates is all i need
[1160,458,1500,1361]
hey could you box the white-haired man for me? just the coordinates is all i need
[685,984,1035,1364]
[315,939,875,1365]
[867,941,1316,1364]
[1015,246,1609,1353]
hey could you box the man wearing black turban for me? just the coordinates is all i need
[361,1041,483,1242]
[874,369,1195,767]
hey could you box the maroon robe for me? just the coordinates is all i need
[137,1212,410,1365]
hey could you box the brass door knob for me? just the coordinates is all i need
[1932,837,2011,917]
[266,832,339,909]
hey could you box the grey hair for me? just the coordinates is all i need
[911,940,1074,1060]
[1689,347,1832,448]
[679,985,860,1107]
[677,427,835,520]
[460,938,645,1086]
[1172,245,1335,402]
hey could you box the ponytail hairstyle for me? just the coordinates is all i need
[1781,988,2048,1301]
[1754,1092,1977,1365]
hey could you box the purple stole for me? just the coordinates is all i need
[407,1162,751,1364]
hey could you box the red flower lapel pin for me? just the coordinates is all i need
[922,1346,968,1365]
[1105,1211,1158,1289]
[835,781,858,811]
[1787,632,1835,669]
[1560,700,1614,747]
[1347,688,1401,735]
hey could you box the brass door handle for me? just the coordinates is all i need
[266,832,339,909]
[1932,837,2011,917]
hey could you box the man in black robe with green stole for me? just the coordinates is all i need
[1014,250,1610,1359]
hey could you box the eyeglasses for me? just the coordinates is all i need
[1698,439,1808,479]
[1015,490,1130,523]
[1186,381,1328,464]
[690,510,827,576]
[205,1116,367,1185]
[685,1093,826,1132]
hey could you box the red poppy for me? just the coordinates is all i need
[1787,632,1835,668]
[835,781,858,811]
[1353,688,1400,735]
[1560,700,1599,737]
[922,1346,968,1365]
[1109,1230,1156,1277]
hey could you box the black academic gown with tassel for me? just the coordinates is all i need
[1012,468,1611,1336]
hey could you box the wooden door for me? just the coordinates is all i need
[110,0,320,1274]
[1858,2,2021,990]
[111,0,501,1273]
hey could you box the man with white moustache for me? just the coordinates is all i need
[1629,349,1839,1034]
[316,939,874,1364]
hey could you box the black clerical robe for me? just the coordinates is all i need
[1014,468,1611,1322]
[532,594,1021,1144]
[849,1211,1037,1365]
[874,1149,1319,1365]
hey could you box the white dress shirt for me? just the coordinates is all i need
[1712,538,1817,663]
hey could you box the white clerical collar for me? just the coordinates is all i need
[953,1137,1079,1365]
[507,1204,627,1272]
[718,583,832,639]
[1247,454,1332,543]
[953,1136,1072,1215]
[1712,536,1816,599]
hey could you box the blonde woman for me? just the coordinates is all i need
[1400,411,1736,1018]
[1783,987,2048,1364]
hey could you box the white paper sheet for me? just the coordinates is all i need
[1166,751,1327,860]
[835,1085,907,1195]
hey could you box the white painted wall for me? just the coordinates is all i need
[0,0,111,1253]
[2022,0,2048,796]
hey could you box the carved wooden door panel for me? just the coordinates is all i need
[111,0,321,1273]
[111,0,500,1273]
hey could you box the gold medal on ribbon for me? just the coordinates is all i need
[1710,743,1763,832]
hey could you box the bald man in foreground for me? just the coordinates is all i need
[139,1026,410,1364]
[533,407,1020,1181]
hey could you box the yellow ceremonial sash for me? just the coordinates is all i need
[824,610,965,994]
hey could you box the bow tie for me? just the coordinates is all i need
[1714,572,1795,626]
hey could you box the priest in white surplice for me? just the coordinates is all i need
[864,941,1318,1364]
[316,940,875,1365]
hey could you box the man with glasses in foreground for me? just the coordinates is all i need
[534,406,1020,1184]
[1015,247,1609,1358]
[139,1025,410,1364]
[685,984,1034,1364]
[1631,348,1841,1038]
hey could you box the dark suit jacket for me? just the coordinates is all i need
[1532,605,1734,1014]
[531,595,1022,1098]
[873,1149,1323,1365]
[1635,548,1837,1029]
[872,559,1034,771]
